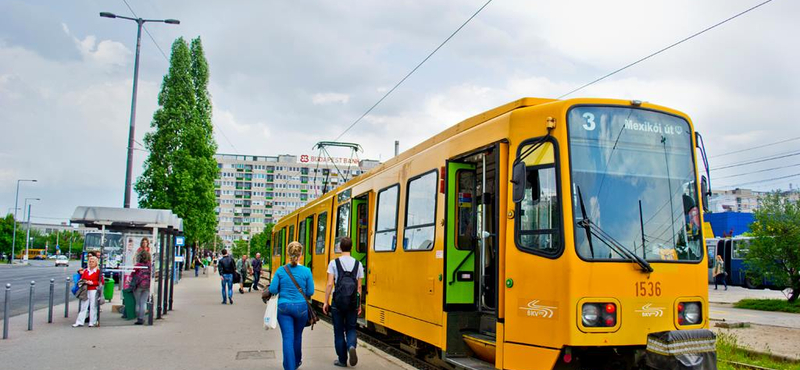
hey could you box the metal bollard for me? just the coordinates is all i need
[64,277,70,318]
[28,281,35,331]
[147,297,154,326]
[3,284,10,339]
[48,279,54,323]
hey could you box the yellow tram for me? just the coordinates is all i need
[271,97,714,370]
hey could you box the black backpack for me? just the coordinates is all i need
[333,258,360,311]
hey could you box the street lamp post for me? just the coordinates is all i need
[99,12,180,209]
[23,198,40,263]
[11,179,36,264]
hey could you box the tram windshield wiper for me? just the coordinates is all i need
[576,186,654,273]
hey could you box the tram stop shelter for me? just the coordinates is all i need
[70,206,184,325]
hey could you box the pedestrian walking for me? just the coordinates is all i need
[218,249,236,304]
[237,254,250,294]
[269,242,314,370]
[323,237,364,367]
[251,252,263,292]
[194,254,204,277]
[130,249,152,325]
[73,256,102,327]
[713,255,728,290]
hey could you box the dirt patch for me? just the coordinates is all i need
[713,324,800,361]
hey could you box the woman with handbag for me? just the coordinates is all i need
[130,249,152,325]
[713,254,728,290]
[268,241,315,370]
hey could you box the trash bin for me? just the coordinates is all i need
[104,277,115,301]
[121,289,137,320]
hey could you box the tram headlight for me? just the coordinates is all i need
[683,302,701,325]
[581,304,601,327]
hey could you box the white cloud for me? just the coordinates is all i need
[312,92,350,105]
[62,22,131,67]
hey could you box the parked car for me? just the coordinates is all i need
[47,255,57,259]
[55,256,69,267]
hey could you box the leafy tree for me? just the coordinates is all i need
[232,239,249,258]
[0,213,26,257]
[135,37,218,249]
[249,223,275,259]
[746,192,800,302]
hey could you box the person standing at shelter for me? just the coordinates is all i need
[218,249,236,304]
[73,256,102,327]
[250,252,263,291]
[323,237,364,367]
[130,250,152,325]
[713,255,728,290]
[194,254,204,277]
[237,254,250,294]
[269,242,314,370]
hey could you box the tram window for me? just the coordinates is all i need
[356,202,368,253]
[316,212,328,255]
[375,185,399,252]
[404,170,437,251]
[517,165,561,255]
[455,170,477,250]
[289,225,295,243]
[732,239,750,259]
[298,220,306,247]
[335,203,351,253]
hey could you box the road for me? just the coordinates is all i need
[0,260,79,318]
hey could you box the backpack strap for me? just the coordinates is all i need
[335,258,345,280]
[350,260,360,276]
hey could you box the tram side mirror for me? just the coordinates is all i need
[511,161,526,203]
[701,176,709,211]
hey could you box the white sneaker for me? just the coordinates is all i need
[72,323,83,327]
[88,323,96,327]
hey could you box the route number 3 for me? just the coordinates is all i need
[582,112,596,131]
[635,281,661,297]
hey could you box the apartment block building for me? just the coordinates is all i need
[214,153,380,246]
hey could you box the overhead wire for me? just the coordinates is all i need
[714,162,800,181]
[711,150,800,171]
[120,0,240,154]
[710,135,800,159]
[557,0,774,99]
[332,0,494,141]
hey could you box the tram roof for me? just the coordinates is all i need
[70,206,183,231]
[275,97,555,225]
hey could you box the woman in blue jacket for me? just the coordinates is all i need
[269,241,314,370]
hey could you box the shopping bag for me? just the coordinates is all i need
[263,295,279,330]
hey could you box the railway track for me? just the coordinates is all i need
[720,360,779,370]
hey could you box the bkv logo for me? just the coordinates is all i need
[519,300,558,319]
[635,303,665,318]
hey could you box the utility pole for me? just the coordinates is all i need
[11,179,36,263]
[99,12,180,208]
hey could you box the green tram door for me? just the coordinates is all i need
[445,162,477,308]
[351,196,369,314]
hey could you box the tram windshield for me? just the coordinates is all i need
[568,106,702,262]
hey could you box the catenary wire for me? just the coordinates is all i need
[333,0,493,141]
[557,0,774,99]
[714,162,800,181]
[121,0,240,154]
[721,172,800,188]
[709,135,800,159]
[711,150,800,171]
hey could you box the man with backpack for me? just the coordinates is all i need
[218,249,236,305]
[323,237,364,367]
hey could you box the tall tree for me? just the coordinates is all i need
[135,37,218,248]
[0,214,26,257]
[746,192,800,302]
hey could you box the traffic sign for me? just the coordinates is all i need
[175,236,185,246]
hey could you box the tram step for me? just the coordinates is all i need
[357,317,367,328]
[461,333,496,365]
[445,356,496,370]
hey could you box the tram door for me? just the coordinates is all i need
[301,216,314,268]
[351,195,370,314]
[445,162,477,308]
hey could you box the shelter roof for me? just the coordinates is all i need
[70,206,183,231]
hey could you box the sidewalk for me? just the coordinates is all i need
[0,272,412,370]
[708,285,790,304]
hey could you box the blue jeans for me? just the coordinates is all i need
[221,274,233,301]
[277,302,308,370]
[195,264,200,277]
[332,306,358,364]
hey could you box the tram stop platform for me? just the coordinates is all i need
[0,272,413,370]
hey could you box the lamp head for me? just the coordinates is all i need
[99,12,117,19]
[164,19,180,25]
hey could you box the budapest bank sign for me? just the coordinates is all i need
[300,155,359,165]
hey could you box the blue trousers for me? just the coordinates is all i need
[332,306,358,364]
[277,302,308,370]
[221,274,233,301]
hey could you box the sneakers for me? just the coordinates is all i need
[333,360,347,367]
[88,323,95,327]
[72,323,83,327]
[134,320,143,325]
[229,298,233,304]
[222,300,227,305]
[348,346,358,366]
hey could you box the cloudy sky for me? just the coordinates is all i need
[1,0,798,224]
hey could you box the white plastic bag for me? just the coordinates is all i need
[263,295,278,330]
